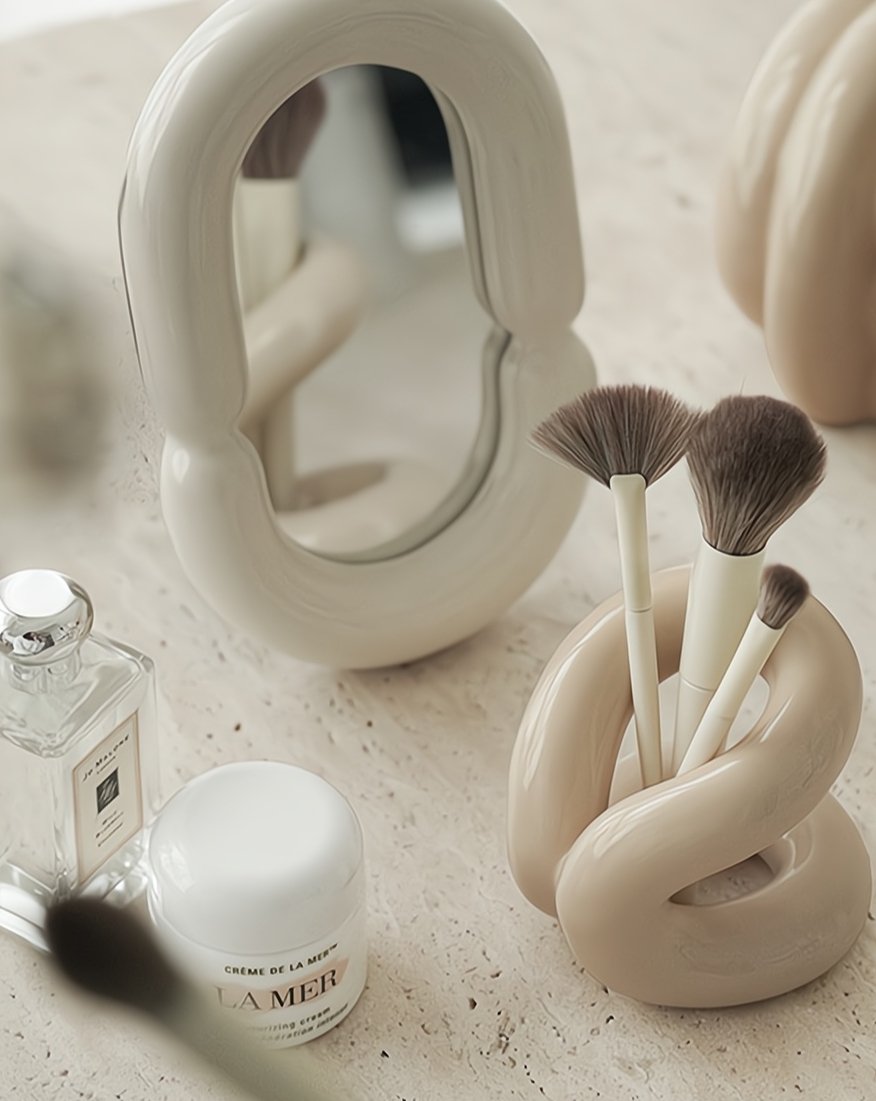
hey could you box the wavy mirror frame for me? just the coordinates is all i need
[119,0,595,668]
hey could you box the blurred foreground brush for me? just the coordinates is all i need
[0,232,108,509]
[46,898,347,1101]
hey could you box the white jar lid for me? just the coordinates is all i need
[147,761,364,955]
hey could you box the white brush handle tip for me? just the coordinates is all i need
[611,475,662,785]
[626,606,662,786]
[679,616,784,775]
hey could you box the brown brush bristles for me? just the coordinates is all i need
[242,81,327,179]
[531,385,700,486]
[687,396,826,555]
[46,899,179,1015]
[757,564,809,630]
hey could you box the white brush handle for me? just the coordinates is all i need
[671,540,764,772]
[678,614,784,775]
[611,474,662,786]
[166,989,342,1101]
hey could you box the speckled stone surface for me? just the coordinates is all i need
[1,2,875,1099]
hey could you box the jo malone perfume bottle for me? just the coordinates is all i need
[0,569,160,951]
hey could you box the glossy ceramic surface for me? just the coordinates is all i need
[119,0,594,667]
[715,0,876,424]
[508,567,871,1007]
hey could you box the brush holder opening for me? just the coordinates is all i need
[609,672,771,810]
[508,566,871,1008]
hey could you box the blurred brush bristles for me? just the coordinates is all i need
[531,386,700,486]
[242,80,327,179]
[687,396,826,556]
[757,564,809,630]
[46,898,178,1015]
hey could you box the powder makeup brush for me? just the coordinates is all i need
[678,565,809,775]
[671,396,826,772]
[532,386,700,787]
[46,899,341,1101]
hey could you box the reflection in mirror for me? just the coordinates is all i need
[234,66,499,561]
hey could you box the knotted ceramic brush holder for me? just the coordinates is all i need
[508,566,871,1008]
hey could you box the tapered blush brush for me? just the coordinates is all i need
[671,397,825,772]
[532,386,700,787]
[678,565,809,774]
[46,899,341,1101]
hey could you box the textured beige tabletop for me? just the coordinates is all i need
[1,1,875,1098]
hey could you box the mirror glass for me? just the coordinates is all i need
[234,66,502,562]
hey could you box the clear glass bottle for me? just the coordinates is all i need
[0,569,161,951]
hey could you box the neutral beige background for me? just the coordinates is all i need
[1,1,874,1098]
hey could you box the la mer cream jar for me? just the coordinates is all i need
[146,761,366,1048]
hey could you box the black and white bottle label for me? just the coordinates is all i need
[72,712,143,881]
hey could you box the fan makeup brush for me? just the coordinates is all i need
[532,386,700,787]
[45,899,341,1101]
[678,565,809,775]
[670,397,825,773]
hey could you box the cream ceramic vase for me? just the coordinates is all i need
[507,567,871,1008]
[715,0,876,425]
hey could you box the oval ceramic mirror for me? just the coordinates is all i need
[234,66,503,562]
[119,0,595,668]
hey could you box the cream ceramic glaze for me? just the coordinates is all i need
[508,567,871,1008]
[715,0,876,424]
[119,0,593,668]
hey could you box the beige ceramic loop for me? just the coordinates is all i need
[715,0,876,424]
[507,567,871,1008]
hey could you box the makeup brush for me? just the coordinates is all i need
[45,899,341,1101]
[237,81,328,509]
[0,241,108,505]
[236,80,328,310]
[678,565,809,775]
[532,386,700,787]
[670,396,825,772]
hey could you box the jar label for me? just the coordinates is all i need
[72,712,143,881]
[216,957,350,1012]
[203,910,367,1047]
